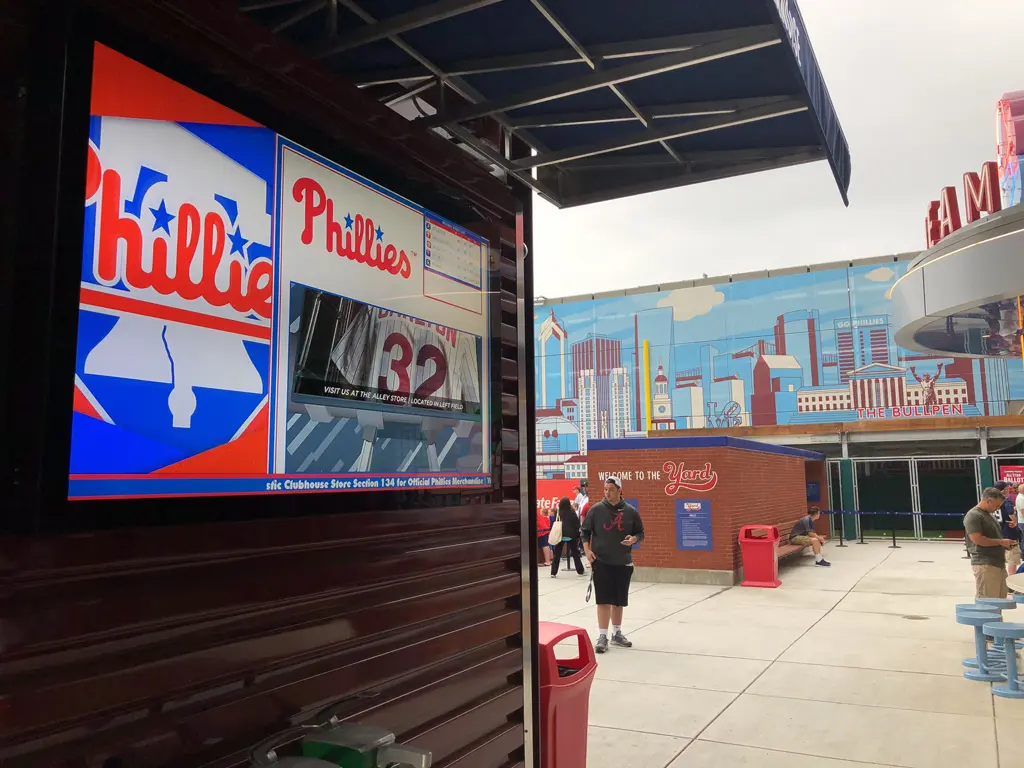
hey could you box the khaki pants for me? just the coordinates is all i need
[973,564,1008,599]
[1007,544,1022,573]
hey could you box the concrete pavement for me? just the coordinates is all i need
[539,540,1020,768]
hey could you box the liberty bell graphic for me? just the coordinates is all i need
[85,316,263,428]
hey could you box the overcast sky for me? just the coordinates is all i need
[532,0,1022,299]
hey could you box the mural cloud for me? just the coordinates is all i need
[864,266,895,283]
[655,284,725,321]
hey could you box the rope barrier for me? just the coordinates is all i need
[815,508,972,546]
[818,509,969,517]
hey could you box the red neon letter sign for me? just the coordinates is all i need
[962,161,1001,223]
[938,186,961,240]
[924,201,942,248]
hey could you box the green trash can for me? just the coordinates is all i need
[302,721,431,768]
[301,722,394,768]
[249,727,337,768]
[250,720,431,768]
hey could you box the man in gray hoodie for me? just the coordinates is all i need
[582,476,645,654]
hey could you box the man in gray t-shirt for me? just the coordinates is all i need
[964,488,1012,598]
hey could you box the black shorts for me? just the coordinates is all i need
[592,560,634,607]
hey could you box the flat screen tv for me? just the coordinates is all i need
[69,44,492,500]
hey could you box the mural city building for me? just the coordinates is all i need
[534,257,1022,479]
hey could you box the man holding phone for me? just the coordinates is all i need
[582,476,645,654]
[964,487,1014,598]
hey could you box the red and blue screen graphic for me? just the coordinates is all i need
[70,45,491,499]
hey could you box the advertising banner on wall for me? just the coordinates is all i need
[70,44,491,500]
[536,479,579,514]
[1001,466,1024,485]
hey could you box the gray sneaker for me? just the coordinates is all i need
[611,631,632,648]
[595,635,609,654]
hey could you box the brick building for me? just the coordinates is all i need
[586,436,826,585]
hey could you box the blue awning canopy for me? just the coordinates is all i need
[242,0,851,208]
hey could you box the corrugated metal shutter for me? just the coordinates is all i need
[0,501,527,767]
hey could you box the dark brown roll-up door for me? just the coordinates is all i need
[0,502,527,767]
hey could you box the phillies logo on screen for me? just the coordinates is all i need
[85,143,273,319]
[663,461,718,494]
[72,118,272,476]
[293,177,412,279]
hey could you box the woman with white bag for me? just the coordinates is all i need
[550,497,586,577]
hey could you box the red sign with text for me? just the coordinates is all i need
[925,161,1002,247]
[663,461,719,495]
[537,479,579,514]
[1001,466,1024,485]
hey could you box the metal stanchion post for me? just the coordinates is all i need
[889,511,901,549]
[836,510,847,547]
[857,511,868,544]
[960,511,971,557]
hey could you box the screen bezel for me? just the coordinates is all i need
[32,7,504,530]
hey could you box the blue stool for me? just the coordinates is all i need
[960,603,1019,664]
[958,610,1006,681]
[975,598,1024,651]
[986,621,1024,699]
[958,606,1004,669]
[954,606,995,618]
[977,597,1017,611]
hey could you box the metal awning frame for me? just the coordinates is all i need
[350,26,778,85]
[240,0,839,208]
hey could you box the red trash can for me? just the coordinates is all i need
[739,525,782,588]
[538,621,597,768]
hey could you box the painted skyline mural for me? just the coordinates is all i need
[534,260,1024,479]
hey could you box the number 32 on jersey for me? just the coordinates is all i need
[373,313,480,410]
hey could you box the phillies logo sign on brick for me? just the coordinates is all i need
[663,461,718,494]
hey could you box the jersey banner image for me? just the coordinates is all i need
[293,289,482,416]
[68,44,491,500]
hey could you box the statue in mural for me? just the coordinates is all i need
[910,364,944,407]
[706,400,743,428]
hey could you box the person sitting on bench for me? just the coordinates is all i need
[790,507,831,567]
